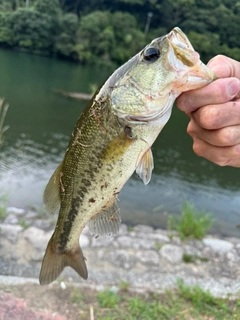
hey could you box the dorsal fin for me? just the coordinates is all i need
[43,162,63,214]
[88,197,121,238]
[136,148,154,185]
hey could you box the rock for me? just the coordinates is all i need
[171,236,181,246]
[108,250,136,270]
[117,236,155,250]
[160,244,183,264]
[150,233,170,244]
[23,227,52,252]
[25,210,39,219]
[4,214,18,225]
[6,207,25,217]
[136,232,170,244]
[31,219,52,230]
[118,224,128,235]
[135,250,160,266]
[183,244,201,257]
[0,224,23,243]
[91,236,117,248]
[203,238,234,254]
[133,225,154,233]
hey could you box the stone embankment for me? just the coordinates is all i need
[0,207,240,298]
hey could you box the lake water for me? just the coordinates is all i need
[0,49,240,237]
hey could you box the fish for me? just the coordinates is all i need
[39,27,215,285]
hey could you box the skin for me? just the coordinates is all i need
[177,55,240,167]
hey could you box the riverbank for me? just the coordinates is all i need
[0,207,240,298]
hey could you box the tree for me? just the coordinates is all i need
[12,8,55,51]
[0,12,14,46]
[55,13,79,59]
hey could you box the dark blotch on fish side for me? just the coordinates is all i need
[82,179,91,187]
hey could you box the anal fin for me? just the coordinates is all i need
[136,148,154,185]
[88,197,121,238]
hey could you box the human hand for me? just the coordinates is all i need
[177,55,240,166]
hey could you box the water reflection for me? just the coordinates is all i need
[0,49,239,237]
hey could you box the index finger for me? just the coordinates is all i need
[177,77,240,113]
[208,55,240,79]
[177,55,240,113]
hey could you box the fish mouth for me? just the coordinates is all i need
[166,27,216,84]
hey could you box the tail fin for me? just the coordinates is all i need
[39,237,88,285]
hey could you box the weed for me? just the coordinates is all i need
[182,253,209,263]
[177,279,230,318]
[168,201,213,240]
[0,193,9,221]
[0,98,9,147]
[97,290,120,308]
[68,281,240,320]
[119,280,129,291]
[154,241,162,251]
[182,253,195,263]
[89,83,98,95]
[70,288,85,308]
[18,218,29,229]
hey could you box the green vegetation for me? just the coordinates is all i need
[0,192,9,221]
[168,201,213,240]
[68,280,240,319]
[97,290,120,308]
[182,253,209,263]
[18,218,29,229]
[0,98,9,147]
[0,0,239,67]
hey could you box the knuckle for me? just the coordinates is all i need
[217,128,233,146]
[186,122,195,136]
[195,107,218,129]
[192,141,203,157]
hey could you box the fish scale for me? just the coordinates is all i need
[39,27,216,285]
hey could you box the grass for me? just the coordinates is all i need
[68,280,240,320]
[0,98,9,147]
[0,193,9,221]
[168,201,213,240]
[183,253,209,264]
[18,218,30,229]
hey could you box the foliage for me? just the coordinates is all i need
[12,8,55,51]
[0,192,9,221]
[0,98,9,147]
[67,282,240,319]
[168,201,213,240]
[97,290,120,308]
[0,0,239,66]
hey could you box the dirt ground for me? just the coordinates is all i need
[0,283,98,320]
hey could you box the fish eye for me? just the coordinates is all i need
[143,47,160,62]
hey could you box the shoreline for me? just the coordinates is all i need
[0,207,240,298]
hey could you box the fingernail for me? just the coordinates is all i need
[228,79,240,96]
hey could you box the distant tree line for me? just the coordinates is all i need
[0,0,239,67]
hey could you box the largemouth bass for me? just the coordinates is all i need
[39,27,215,285]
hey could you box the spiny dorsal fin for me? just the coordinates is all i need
[136,148,154,185]
[43,162,63,214]
[88,197,121,238]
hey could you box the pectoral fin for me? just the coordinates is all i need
[43,162,63,214]
[88,197,121,237]
[136,148,154,185]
